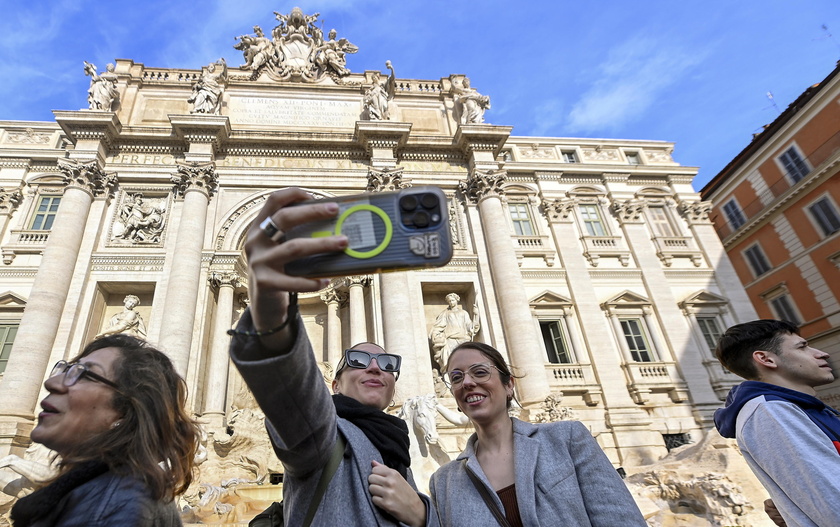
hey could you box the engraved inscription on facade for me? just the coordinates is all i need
[227,97,360,128]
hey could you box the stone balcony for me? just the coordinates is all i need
[651,235,704,267]
[513,234,554,266]
[545,363,602,406]
[2,229,50,264]
[703,359,740,401]
[580,235,631,267]
[621,361,689,404]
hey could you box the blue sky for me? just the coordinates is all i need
[2,0,838,190]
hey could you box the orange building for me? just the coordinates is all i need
[701,60,840,407]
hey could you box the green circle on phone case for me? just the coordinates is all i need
[335,204,392,259]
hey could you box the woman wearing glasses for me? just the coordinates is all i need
[429,342,645,527]
[228,188,438,526]
[11,334,199,526]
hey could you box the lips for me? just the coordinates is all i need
[362,379,384,387]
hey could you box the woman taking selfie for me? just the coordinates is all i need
[11,334,199,527]
[430,341,645,527]
[228,188,438,526]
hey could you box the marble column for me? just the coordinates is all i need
[0,158,116,435]
[158,162,218,375]
[203,271,240,428]
[320,284,346,367]
[460,169,551,405]
[346,276,370,345]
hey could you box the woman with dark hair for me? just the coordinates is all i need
[11,334,199,526]
[430,341,645,527]
[228,188,438,526]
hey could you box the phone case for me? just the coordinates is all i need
[285,186,453,278]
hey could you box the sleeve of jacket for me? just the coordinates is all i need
[739,400,840,526]
[568,421,647,526]
[229,308,337,479]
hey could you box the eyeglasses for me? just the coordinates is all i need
[49,360,121,391]
[443,363,503,388]
[337,349,402,379]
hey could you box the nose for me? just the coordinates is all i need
[43,372,66,392]
[366,357,384,373]
[461,372,478,387]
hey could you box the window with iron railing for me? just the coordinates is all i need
[809,197,840,237]
[778,147,810,184]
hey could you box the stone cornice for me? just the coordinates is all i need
[52,110,121,149]
[354,121,412,155]
[454,124,512,157]
[169,115,231,154]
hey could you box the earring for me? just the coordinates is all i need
[110,420,122,429]
[389,399,396,408]
[457,406,462,413]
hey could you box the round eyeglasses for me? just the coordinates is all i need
[49,360,121,391]
[442,363,503,388]
[336,349,401,380]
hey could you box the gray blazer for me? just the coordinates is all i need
[230,309,439,527]
[429,418,645,526]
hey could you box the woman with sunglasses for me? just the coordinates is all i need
[429,341,645,527]
[228,188,438,526]
[11,334,199,526]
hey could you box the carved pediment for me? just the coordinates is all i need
[679,290,728,309]
[530,290,573,307]
[0,291,27,310]
[604,290,650,307]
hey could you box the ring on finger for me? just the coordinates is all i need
[259,216,286,243]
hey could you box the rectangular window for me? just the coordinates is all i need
[770,295,800,325]
[779,147,809,183]
[626,152,641,165]
[579,204,607,236]
[744,244,772,277]
[722,199,746,230]
[696,316,722,350]
[508,203,535,236]
[30,196,61,230]
[562,151,578,163]
[809,197,840,237]
[539,321,572,364]
[0,324,18,375]
[648,206,677,237]
[620,318,653,362]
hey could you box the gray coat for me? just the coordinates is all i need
[429,418,645,526]
[230,310,439,527]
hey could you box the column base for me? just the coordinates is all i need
[0,415,34,457]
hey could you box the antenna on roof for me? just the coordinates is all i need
[763,91,781,114]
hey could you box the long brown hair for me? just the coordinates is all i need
[59,334,199,501]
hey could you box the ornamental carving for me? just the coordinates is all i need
[319,284,348,305]
[112,193,168,244]
[209,271,242,289]
[5,128,51,145]
[581,147,620,162]
[0,188,23,213]
[56,158,117,197]
[611,199,646,224]
[367,166,410,192]
[533,394,576,423]
[171,162,218,197]
[541,198,576,223]
[233,8,358,83]
[678,201,713,224]
[458,169,507,202]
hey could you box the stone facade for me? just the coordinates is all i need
[0,9,769,525]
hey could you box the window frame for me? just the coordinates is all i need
[29,195,62,231]
[807,195,840,237]
[770,294,801,325]
[0,323,19,376]
[578,203,608,236]
[625,151,642,165]
[647,204,679,237]
[561,150,579,163]
[743,243,772,278]
[696,316,723,351]
[776,145,810,184]
[620,317,654,362]
[539,320,573,364]
[722,198,747,230]
[507,202,536,236]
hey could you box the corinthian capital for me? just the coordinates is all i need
[458,169,507,203]
[209,271,241,289]
[678,200,713,225]
[541,197,576,223]
[320,284,348,305]
[57,158,117,197]
[367,166,410,192]
[611,199,646,224]
[172,161,218,198]
[0,188,23,213]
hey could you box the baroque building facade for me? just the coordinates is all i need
[700,60,840,409]
[0,9,765,525]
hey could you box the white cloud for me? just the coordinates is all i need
[566,35,707,133]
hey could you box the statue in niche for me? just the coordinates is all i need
[188,58,227,115]
[113,193,167,243]
[429,293,480,369]
[233,26,274,71]
[83,61,119,111]
[313,28,358,77]
[363,61,396,121]
[96,295,147,339]
[452,77,490,124]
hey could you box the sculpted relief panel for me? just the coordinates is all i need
[226,96,360,128]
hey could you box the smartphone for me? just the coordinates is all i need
[284,186,453,278]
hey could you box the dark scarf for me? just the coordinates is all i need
[11,460,109,527]
[332,393,411,479]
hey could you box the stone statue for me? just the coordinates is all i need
[233,26,274,71]
[188,59,227,115]
[83,61,119,111]
[96,295,147,339]
[113,193,167,243]
[363,61,396,121]
[452,77,490,124]
[429,293,480,369]
[313,28,358,77]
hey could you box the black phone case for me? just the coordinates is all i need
[285,186,453,278]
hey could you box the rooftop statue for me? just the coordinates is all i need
[363,61,396,120]
[188,58,227,115]
[453,76,491,124]
[233,8,358,83]
[83,61,119,111]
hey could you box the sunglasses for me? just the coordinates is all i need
[336,349,402,379]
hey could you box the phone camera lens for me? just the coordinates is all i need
[412,211,430,228]
[400,195,418,211]
[420,193,438,209]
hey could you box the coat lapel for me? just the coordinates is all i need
[512,418,541,526]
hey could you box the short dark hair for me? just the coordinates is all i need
[446,341,520,408]
[714,319,800,379]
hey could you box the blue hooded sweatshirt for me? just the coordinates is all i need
[714,381,840,454]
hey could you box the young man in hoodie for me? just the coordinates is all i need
[713,319,840,527]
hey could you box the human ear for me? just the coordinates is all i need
[753,350,778,369]
[332,379,340,394]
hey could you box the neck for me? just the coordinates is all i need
[474,414,513,453]
[758,375,818,396]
